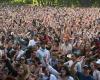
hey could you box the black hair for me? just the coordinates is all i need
[34,57,41,65]
[63,66,71,76]
[98,32,100,34]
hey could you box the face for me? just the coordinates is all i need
[90,62,95,70]
[98,33,100,37]
[61,69,66,76]
[41,44,45,49]
[20,59,25,64]
[18,66,24,75]
[43,68,49,76]
[72,55,77,61]
[83,68,91,75]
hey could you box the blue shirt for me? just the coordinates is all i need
[76,72,94,80]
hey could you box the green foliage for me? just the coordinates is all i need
[0,0,100,7]
[25,0,33,4]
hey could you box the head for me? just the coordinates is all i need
[5,76,16,80]
[42,67,49,76]
[97,32,100,37]
[17,65,24,76]
[41,43,45,49]
[72,54,80,61]
[83,65,91,75]
[60,66,71,77]
[95,59,100,71]
[20,57,26,64]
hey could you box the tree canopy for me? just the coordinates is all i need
[0,0,100,7]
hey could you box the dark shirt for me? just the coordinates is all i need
[5,59,18,77]
[76,72,94,80]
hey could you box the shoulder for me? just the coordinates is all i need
[37,49,41,53]
[89,76,95,80]
[50,74,56,77]
[50,74,57,80]
[45,49,50,53]
[76,72,83,76]
[29,39,35,42]
[68,76,74,80]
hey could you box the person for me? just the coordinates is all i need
[3,55,18,77]
[0,5,100,80]
[60,66,74,80]
[64,54,74,69]
[65,54,83,72]
[71,58,95,80]
[93,59,100,80]
[36,43,50,66]
[15,44,24,60]
[39,66,50,80]
[0,60,6,80]
[17,57,30,80]
[5,76,16,80]
[47,63,60,77]
[60,40,72,55]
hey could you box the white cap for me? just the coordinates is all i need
[96,59,100,65]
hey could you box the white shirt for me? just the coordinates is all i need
[93,69,100,80]
[28,39,37,47]
[75,62,82,72]
[60,43,72,55]
[67,76,74,80]
[16,50,24,60]
[47,64,60,77]
[36,48,50,65]
[50,74,58,80]
[37,48,50,59]
[64,60,74,68]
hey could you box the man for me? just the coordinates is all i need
[76,65,94,80]
[93,59,100,80]
[17,57,30,80]
[95,32,100,49]
[64,54,83,72]
[36,43,50,66]
[60,40,72,55]
[71,58,94,80]
[3,55,18,77]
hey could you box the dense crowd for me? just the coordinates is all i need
[0,5,100,80]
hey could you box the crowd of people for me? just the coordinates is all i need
[0,5,100,80]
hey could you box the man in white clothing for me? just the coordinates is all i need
[93,59,100,80]
[60,41,72,55]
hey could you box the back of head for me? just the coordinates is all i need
[5,76,16,80]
